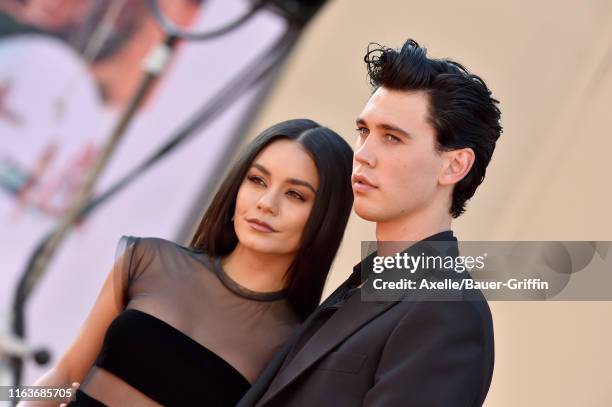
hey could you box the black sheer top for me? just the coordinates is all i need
[76,236,300,406]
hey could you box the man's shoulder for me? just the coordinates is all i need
[390,298,493,334]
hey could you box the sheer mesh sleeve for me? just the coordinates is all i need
[111,235,137,311]
[111,235,158,311]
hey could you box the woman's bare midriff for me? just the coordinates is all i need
[79,366,163,407]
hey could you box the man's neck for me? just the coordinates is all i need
[375,207,452,243]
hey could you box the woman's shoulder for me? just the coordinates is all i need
[115,235,212,288]
[117,235,193,255]
[115,235,205,271]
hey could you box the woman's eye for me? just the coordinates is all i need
[384,134,401,143]
[247,175,266,186]
[286,190,305,201]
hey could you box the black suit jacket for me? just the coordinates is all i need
[237,235,495,407]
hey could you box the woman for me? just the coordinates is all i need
[24,119,354,406]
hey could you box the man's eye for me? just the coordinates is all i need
[247,175,266,186]
[384,134,401,143]
[356,127,369,138]
[287,190,305,201]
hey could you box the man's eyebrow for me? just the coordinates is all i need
[356,117,412,138]
[252,163,316,194]
[379,123,412,138]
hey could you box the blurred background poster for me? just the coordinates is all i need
[0,0,288,384]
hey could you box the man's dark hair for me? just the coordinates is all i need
[365,39,502,218]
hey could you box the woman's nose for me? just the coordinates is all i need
[256,191,279,215]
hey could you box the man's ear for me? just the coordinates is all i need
[439,148,475,186]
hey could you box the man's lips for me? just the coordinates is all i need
[352,174,377,192]
[246,218,277,233]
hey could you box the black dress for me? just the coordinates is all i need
[67,236,300,406]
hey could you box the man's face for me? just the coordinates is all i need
[352,87,446,223]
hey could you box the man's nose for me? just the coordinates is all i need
[354,137,376,168]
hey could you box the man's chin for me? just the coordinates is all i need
[353,203,386,222]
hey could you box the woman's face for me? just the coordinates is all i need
[233,139,319,256]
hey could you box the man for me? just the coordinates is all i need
[238,38,501,406]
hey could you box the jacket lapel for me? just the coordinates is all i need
[259,294,398,405]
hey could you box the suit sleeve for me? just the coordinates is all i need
[363,301,494,407]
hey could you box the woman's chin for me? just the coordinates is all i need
[239,238,283,256]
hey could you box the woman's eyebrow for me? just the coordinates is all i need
[252,163,270,175]
[252,163,316,194]
[286,178,316,194]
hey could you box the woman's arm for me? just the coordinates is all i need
[18,265,124,407]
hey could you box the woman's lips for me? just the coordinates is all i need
[246,218,277,233]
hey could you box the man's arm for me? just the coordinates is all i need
[363,301,494,407]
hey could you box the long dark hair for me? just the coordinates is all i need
[190,119,354,320]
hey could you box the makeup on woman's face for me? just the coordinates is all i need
[233,139,319,256]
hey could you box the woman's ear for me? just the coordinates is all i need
[439,147,475,186]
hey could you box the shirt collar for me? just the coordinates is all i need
[348,230,458,286]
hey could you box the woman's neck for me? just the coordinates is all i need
[221,244,295,292]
